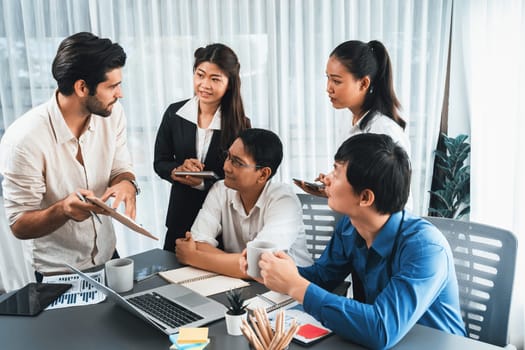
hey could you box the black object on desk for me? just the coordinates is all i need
[0,283,72,316]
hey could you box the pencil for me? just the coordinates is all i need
[76,192,102,224]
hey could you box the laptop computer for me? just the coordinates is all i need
[66,263,227,335]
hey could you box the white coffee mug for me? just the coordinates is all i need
[246,240,277,278]
[105,258,134,293]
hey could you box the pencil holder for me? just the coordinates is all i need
[240,308,297,350]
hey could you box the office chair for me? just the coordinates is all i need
[425,216,517,348]
[297,193,343,260]
[297,193,350,296]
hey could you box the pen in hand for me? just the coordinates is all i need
[75,191,102,224]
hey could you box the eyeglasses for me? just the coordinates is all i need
[223,151,263,169]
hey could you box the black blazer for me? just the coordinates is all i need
[154,99,225,249]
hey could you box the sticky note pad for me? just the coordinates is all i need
[169,339,209,350]
[178,328,209,344]
[169,341,209,350]
[297,323,330,339]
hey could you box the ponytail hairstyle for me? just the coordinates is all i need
[193,43,250,150]
[330,40,406,130]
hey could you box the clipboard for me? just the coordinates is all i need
[85,196,158,241]
[172,171,219,179]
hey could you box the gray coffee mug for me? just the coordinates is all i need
[246,240,277,278]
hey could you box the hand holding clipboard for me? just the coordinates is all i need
[85,196,158,240]
[172,170,219,179]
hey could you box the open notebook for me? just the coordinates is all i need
[159,266,249,296]
[245,291,295,313]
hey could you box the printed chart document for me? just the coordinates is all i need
[86,196,158,240]
[245,291,295,312]
[42,269,106,309]
[269,303,332,345]
[159,266,249,296]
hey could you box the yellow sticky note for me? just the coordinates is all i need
[178,327,209,344]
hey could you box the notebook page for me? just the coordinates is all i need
[182,275,250,296]
[159,266,218,284]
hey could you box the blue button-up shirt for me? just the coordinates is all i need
[299,211,466,349]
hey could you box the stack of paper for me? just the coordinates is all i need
[169,328,209,350]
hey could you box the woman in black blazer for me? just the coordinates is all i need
[154,43,250,251]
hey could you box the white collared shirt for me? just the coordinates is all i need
[349,111,411,154]
[177,96,221,163]
[191,180,313,267]
[0,92,134,274]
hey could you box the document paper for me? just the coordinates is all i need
[43,269,107,309]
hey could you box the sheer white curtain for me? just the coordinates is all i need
[450,0,525,348]
[0,0,451,292]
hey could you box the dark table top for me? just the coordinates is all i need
[0,249,503,350]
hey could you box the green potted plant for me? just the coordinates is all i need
[225,287,248,336]
[428,133,471,219]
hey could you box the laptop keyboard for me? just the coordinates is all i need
[128,292,203,328]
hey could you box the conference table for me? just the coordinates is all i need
[0,249,505,350]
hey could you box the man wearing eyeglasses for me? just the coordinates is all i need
[175,128,313,278]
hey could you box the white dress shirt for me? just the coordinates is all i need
[191,180,313,267]
[349,111,411,154]
[0,92,135,274]
[177,96,221,190]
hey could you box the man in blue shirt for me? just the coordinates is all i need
[248,133,466,349]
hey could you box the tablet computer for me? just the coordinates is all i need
[172,171,219,179]
[0,282,72,316]
[85,196,159,241]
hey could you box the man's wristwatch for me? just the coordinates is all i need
[124,179,141,195]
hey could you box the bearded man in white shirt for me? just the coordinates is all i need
[175,128,312,278]
[0,32,139,279]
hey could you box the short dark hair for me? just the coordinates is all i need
[334,133,411,213]
[238,128,283,179]
[52,32,126,96]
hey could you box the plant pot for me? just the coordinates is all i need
[225,310,247,336]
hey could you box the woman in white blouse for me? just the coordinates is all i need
[295,40,410,197]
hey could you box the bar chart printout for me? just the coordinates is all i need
[43,269,107,309]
